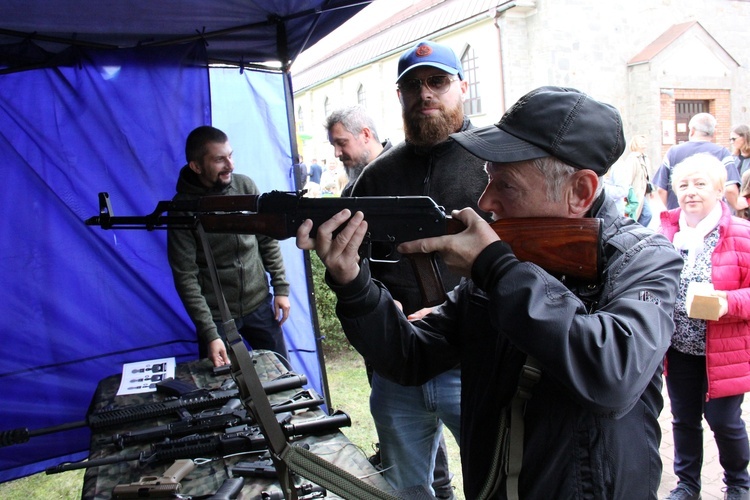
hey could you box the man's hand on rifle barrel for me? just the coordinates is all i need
[295,209,367,286]
[398,208,500,278]
[209,338,231,368]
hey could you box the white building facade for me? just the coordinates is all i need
[292,0,750,168]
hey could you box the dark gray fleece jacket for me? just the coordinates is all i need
[350,118,489,314]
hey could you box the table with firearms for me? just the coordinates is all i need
[52,350,393,499]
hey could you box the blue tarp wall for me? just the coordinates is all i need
[0,41,320,481]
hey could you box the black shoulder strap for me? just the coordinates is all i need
[504,357,542,500]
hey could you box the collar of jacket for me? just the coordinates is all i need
[177,164,234,196]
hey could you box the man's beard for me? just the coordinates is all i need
[209,172,232,192]
[344,150,370,183]
[403,100,464,147]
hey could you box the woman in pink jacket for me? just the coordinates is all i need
[660,153,750,500]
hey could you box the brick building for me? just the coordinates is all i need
[291,0,750,170]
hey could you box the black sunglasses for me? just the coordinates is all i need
[397,75,457,95]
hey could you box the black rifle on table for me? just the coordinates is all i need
[46,410,351,474]
[99,389,325,450]
[85,191,602,307]
[0,372,307,448]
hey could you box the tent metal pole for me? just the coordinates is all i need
[279,44,333,412]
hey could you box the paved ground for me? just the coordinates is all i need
[657,383,750,499]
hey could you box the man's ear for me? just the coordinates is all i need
[567,169,599,216]
[188,160,201,174]
[361,127,374,142]
[459,80,468,102]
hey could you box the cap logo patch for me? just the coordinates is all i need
[416,45,432,57]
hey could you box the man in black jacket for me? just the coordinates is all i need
[349,40,489,498]
[298,87,683,499]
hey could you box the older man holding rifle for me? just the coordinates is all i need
[296,86,683,499]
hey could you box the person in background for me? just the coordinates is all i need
[608,134,654,226]
[731,125,750,220]
[731,125,750,178]
[297,86,683,499]
[324,105,392,197]
[305,158,323,197]
[319,159,345,197]
[293,154,308,191]
[349,39,491,498]
[167,126,291,367]
[659,153,750,500]
[741,170,750,221]
[653,113,743,212]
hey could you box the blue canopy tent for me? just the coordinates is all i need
[0,0,370,482]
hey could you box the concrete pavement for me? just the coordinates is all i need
[657,384,750,499]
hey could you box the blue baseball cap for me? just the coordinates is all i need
[396,41,463,82]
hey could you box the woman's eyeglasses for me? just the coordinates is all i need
[397,75,457,95]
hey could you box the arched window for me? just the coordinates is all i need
[297,105,304,132]
[357,84,367,107]
[461,45,481,116]
[324,96,331,118]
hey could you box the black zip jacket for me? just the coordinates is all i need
[329,195,683,499]
[350,118,489,314]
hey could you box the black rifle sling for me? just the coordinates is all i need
[477,356,542,500]
[505,356,542,500]
[197,224,298,499]
[197,224,397,500]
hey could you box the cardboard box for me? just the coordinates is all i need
[686,282,722,321]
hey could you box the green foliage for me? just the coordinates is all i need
[308,252,354,356]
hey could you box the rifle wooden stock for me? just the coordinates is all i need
[412,217,602,307]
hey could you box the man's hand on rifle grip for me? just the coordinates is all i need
[398,208,499,278]
[295,209,365,286]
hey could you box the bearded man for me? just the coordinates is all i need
[349,40,489,499]
[324,104,392,197]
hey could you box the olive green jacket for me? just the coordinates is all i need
[167,167,289,345]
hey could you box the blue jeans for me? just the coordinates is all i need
[370,367,462,495]
[666,348,750,492]
[203,293,289,362]
[638,196,652,227]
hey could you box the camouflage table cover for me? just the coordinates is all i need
[79,350,393,499]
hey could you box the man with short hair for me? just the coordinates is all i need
[297,86,684,499]
[350,40,490,498]
[168,126,291,366]
[324,105,392,197]
[654,112,743,210]
[304,158,323,198]
[293,154,308,191]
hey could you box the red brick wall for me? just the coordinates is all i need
[659,89,732,158]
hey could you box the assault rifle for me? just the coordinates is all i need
[98,389,325,449]
[85,191,602,307]
[0,372,307,448]
[46,410,351,474]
